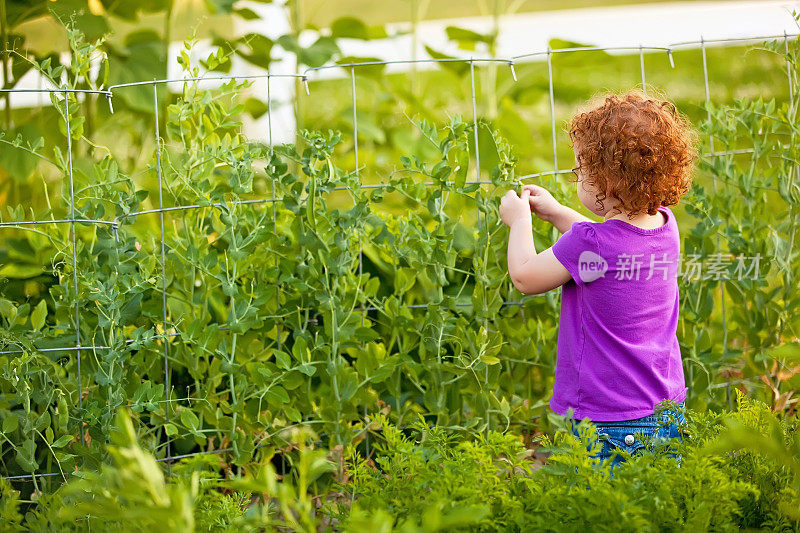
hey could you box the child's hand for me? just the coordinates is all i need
[499,189,531,227]
[522,184,564,223]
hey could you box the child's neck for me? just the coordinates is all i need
[605,208,666,229]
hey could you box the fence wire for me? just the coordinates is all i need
[0,33,796,483]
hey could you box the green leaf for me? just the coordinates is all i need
[235,33,274,69]
[205,0,237,13]
[330,17,387,40]
[180,409,200,431]
[499,397,510,418]
[331,17,370,40]
[296,363,317,377]
[274,350,291,370]
[278,35,339,68]
[480,355,500,365]
[52,434,74,448]
[0,263,44,279]
[234,7,260,19]
[48,0,109,40]
[2,414,18,434]
[284,405,302,423]
[424,46,469,77]
[265,386,289,405]
[282,371,304,390]
[354,327,379,343]
[31,300,47,331]
[15,438,37,473]
[333,365,359,403]
[34,411,51,432]
[395,267,417,294]
[0,125,42,180]
[0,299,15,320]
[244,97,269,119]
[107,30,166,113]
[369,361,397,384]
[445,26,493,51]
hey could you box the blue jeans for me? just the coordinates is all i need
[568,402,686,476]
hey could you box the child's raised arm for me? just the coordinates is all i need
[499,190,571,294]
[522,184,593,234]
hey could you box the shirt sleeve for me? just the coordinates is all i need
[551,222,601,287]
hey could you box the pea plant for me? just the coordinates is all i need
[680,34,800,408]
[0,32,549,488]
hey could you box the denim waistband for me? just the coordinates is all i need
[577,401,686,426]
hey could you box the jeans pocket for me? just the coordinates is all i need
[595,425,647,458]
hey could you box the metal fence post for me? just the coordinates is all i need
[63,87,85,452]
[700,37,727,405]
[152,80,173,477]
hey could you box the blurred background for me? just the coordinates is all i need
[2,0,797,204]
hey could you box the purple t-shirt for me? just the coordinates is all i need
[550,205,687,421]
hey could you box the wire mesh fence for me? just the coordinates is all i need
[0,32,796,485]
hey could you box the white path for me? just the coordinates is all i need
[393,0,800,60]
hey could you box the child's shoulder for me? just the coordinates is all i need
[557,206,679,261]
[583,205,677,237]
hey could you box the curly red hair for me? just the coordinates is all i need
[567,89,698,218]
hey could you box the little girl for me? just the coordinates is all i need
[498,89,697,472]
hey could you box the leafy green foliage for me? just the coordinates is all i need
[334,395,800,531]
[25,409,197,532]
[1,10,800,532]
[680,33,800,404]
[335,415,527,530]
[6,396,798,531]
[0,29,537,493]
[0,476,24,531]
